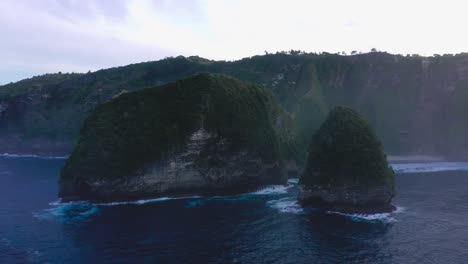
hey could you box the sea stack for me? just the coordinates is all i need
[298,106,395,213]
[59,73,287,202]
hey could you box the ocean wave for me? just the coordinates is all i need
[48,195,202,208]
[47,184,291,212]
[249,185,292,195]
[327,206,405,223]
[328,211,395,222]
[185,185,293,208]
[266,198,304,214]
[37,196,204,222]
[0,153,67,159]
[44,184,291,215]
[33,201,99,223]
[391,162,468,173]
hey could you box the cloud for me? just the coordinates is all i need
[0,0,175,84]
[1,0,468,84]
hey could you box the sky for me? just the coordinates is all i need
[1,0,468,84]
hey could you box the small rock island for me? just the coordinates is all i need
[59,73,288,202]
[298,106,395,213]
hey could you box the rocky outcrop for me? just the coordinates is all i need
[298,106,395,213]
[60,128,284,201]
[59,73,288,201]
[298,185,395,213]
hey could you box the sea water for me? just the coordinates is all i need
[1,155,468,263]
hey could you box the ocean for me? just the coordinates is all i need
[1,154,468,263]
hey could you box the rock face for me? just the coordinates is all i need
[298,106,395,213]
[59,73,287,201]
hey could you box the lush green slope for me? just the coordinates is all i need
[300,106,394,188]
[61,73,289,181]
[2,52,468,158]
[0,73,82,99]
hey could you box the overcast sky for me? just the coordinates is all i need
[1,0,468,84]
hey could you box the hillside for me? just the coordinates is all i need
[1,52,468,158]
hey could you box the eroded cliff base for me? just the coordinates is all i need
[298,185,395,214]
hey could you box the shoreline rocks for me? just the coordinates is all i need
[298,185,395,214]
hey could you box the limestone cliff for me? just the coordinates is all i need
[59,73,288,201]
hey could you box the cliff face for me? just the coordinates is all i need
[295,53,468,157]
[60,128,283,201]
[299,106,395,213]
[2,52,468,158]
[59,73,287,201]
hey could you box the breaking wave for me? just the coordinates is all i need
[327,206,406,223]
[43,184,293,216]
[249,185,292,195]
[101,184,292,207]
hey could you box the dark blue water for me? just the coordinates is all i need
[1,155,468,263]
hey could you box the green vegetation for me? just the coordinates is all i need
[3,52,468,158]
[293,63,329,146]
[61,73,286,181]
[300,106,395,189]
[0,73,82,99]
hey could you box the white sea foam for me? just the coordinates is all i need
[96,196,201,206]
[34,201,99,223]
[266,198,304,214]
[0,153,67,159]
[391,162,468,173]
[47,184,290,211]
[185,185,294,208]
[250,185,292,195]
[287,178,299,184]
[327,206,405,223]
[37,196,203,222]
[329,211,395,222]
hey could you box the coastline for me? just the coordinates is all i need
[387,155,445,162]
